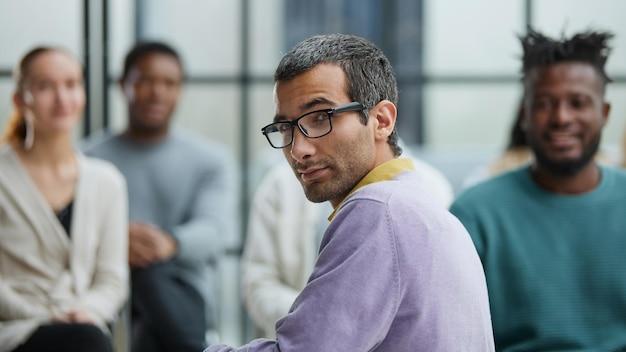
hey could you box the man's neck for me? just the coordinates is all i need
[125,127,169,143]
[529,162,601,194]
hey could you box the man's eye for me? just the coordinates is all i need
[277,123,291,132]
[533,99,553,110]
[570,97,590,109]
[308,113,329,125]
[314,113,329,121]
[137,78,152,86]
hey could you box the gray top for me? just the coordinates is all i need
[83,128,239,328]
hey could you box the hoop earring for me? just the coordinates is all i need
[24,112,34,151]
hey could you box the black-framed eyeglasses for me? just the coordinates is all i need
[261,102,366,149]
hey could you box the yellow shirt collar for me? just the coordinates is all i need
[328,158,415,220]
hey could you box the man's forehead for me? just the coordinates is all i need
[526,62,604,91]
[528,62,599,80]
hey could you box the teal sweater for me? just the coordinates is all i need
[450,166,626,352]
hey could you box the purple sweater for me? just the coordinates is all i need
[208,160,494,351]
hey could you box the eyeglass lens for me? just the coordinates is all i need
[267,111,332,148]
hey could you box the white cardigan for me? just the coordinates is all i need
[241,158,453,338]
[0,145,129,352]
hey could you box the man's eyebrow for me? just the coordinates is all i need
[272,114,288,123]
[299,97,335,112]
[273,97,337,123]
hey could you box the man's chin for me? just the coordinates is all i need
[303,189,323,203]
[143,117,169,127]
[135,122,169,134]
[537,156,592,177]
[534,138,599,177]
[302,185,329,203]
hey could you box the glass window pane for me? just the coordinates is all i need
[139,0,242,76]
[424,0,525,75]
[393,0,423,75]
[248,83,280,188]
[396,84,423,145]
[175,84,242,167]
[106,85,128,133]
[249,0,285,76]
[0,0,94,141]
[284,0,387,51]
[0,79,14,134]
[424,83,522,147]
[0,0,82,67]
[418,84,521,194]
[533,0,626,75]
[603,83,626,161]
[108,0,135,77]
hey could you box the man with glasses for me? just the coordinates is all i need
[207,34,494,351]
[241,141,454,340]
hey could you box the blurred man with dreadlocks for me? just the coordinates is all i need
[450,28,626,350]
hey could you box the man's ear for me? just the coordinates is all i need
[120,78,134,101]
[518,105,529,131]
[371,100,397,141]
[601,101,611,127]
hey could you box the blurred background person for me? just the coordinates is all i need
[0,46,128,352]
[84,41,238,352]
[621,123,626,167]
[450,28,626,351]
[463,96,613,188]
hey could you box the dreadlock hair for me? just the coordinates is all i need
[520,27,614,93]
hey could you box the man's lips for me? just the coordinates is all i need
[546,132,578,148]
[142,103,167,118]
[147,107,165,113]
[298,167,328,182]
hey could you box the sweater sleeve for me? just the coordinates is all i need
[171,151,239,265]
[78,171,129,323]
[0,166,51,320]
[241,173,301,337]
[206,199,400,351]
[0,284,49,320]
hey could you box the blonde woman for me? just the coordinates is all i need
[0,46,128,352]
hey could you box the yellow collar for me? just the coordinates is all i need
[328,158,415,220]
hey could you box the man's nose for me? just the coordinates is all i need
[289,127,315,162]
[550,102,574,126]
